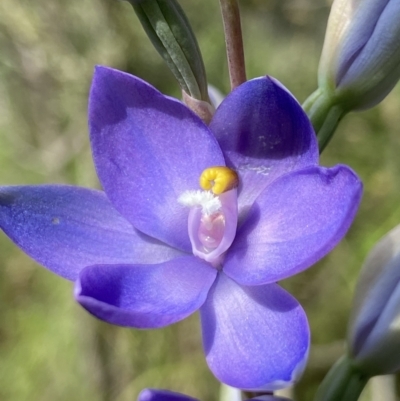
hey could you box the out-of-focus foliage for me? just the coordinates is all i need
[0,0,400,400]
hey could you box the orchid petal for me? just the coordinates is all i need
[210,76,318,218]
[224,165,362,285]
[200,273,309,390]
[0,185,182,281]
[76,256,217,328]
[89,66,224,252]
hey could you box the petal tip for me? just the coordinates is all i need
[241,344,309,392]
[92,65,114,83]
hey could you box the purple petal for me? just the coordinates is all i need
[210,77,318,218]
[224,165,362,285]
[0,185,182,281]
[138,389,199,401]
[75,256,217,328]
[200,273,309,390]
[89,66,225,252]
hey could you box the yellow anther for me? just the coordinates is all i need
[199,166,239,195]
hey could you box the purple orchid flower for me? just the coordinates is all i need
[0,66,362,390]
[138,388,292,401]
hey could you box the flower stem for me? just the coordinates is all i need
[303,89,346,153]
[219,0,246,90]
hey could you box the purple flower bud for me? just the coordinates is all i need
[319,0,400,110]
[348,224,400,375]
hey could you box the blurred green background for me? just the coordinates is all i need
[0,0,400,400]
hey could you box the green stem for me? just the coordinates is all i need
[317,106,346,152]
[303,89,346,153]
[219,0,246,90]
[314,355,370,401]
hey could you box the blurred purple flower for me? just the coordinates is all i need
[0,67,362,390]
[138,388,292,401]
[348,224,400,375]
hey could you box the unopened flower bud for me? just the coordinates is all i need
[348,224,400,376]
[319,0,400,111]
[304,0,400,151]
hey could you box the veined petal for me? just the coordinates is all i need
[0,185,182,281]
[319,0,390,85]
[200,273,309,390]
[138,389,199,401]
[75,256,217,328]
[224,165,362,285]
[209,77,318,219]
[337,0,392,83]
[338,0,400,108]
[89,66,225,252]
